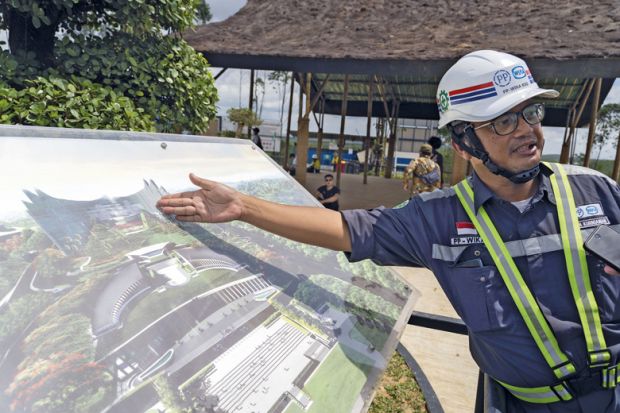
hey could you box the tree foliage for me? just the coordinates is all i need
[227,107,262,137]
[594,104,620,156]
[7,352,113,413]
[0,0,217,133]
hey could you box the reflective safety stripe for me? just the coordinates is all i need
[498,380,573,403]
[454,180,576,380]
[432,229,620,263]
[546,162,610,367]
[603,363,620,388]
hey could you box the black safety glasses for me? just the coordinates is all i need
[474,103,545,136]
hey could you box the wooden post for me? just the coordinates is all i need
[374,119,384,176]
[560,79,595,163]
[296,73,312,185]
[283,72,295,169]
[384,102,399,179]
[450,153,470,185]
[336,74,349,188]
[612,129,620,182]
[363,77,374,184]
[248,69,255,139]
[316,98,325,167]
[583,78,602,168]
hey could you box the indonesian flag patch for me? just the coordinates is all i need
[456,221,477,236]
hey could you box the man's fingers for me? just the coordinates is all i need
[604,265,620,276]
[189,173,216,191]
[176,214,203,222]
[158,190,197,202]
[159,198,194,208]
[160,205,197,216]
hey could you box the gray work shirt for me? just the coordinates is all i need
[342,164,620,412]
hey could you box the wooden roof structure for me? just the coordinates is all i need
[185,0,620,183]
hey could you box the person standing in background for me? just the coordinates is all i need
[428,136,444,186]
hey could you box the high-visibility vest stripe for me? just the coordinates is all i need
[454,180,575,379]
[545,162,609,366]
[498,380,572,403]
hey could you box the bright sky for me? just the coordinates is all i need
[0,136,283,220]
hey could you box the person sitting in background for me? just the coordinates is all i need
[307,154,321,173]
[315,174,340,211]
[288,153,296,176]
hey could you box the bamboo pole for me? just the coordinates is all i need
[247,69,255,139]
[560,79,595,163]
[583,78,602,167]
[363,77,374,184]
[283,72,295,169]
[295,73,311,185]
[336,74,350,188]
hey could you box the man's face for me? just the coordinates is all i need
[470,101,545,174]
[324,176,334,188]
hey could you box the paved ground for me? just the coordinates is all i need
[301,170,478,413]
[301,170,409,210]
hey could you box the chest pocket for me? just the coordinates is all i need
[448,265,517,333]
[590,254,620,323]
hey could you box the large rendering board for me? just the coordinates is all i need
[0,125,416,413]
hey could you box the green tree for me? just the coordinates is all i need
[268,71,291,136]
[0,0,217,133]
[33,248,70,283]
[195,1,213,24]
[593,104,620,167]
[154,375,186,412]
[227,107,262,137]
[7,352,113,413]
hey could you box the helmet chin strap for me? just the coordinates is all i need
[455,125,540,184]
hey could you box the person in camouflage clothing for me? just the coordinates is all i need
[403,143,441,197]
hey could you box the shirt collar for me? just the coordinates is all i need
[471,163,556,212]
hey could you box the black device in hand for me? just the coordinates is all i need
[584,225,620,272]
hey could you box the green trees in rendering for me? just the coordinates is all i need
[0,1,218,133]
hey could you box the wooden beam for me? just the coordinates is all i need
[203,53,620,79]
[363,77,374,185]
[213,68,228,80]
[560,79,595,163]
[385,101,399,179]
[583,78,602,167]
[316,98,325,165]
[304,74,330,119]
[336,74,350,188]
[295,73,312,185]
[374,75,392,120]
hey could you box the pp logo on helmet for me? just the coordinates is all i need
[493,70,511,87]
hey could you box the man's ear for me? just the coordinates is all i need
[452,140,472,161]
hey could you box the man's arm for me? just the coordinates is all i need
[320,193,339,204]
[157,174,352,252]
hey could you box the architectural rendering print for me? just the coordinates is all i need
[0,126,415,413]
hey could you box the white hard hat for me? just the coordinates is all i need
[436,50,559,128]
[312,154,318,159]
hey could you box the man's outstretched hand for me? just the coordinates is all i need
[156,173,244,223]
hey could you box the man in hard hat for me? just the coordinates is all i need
[403,143,441,197]
[158,50,620,411]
